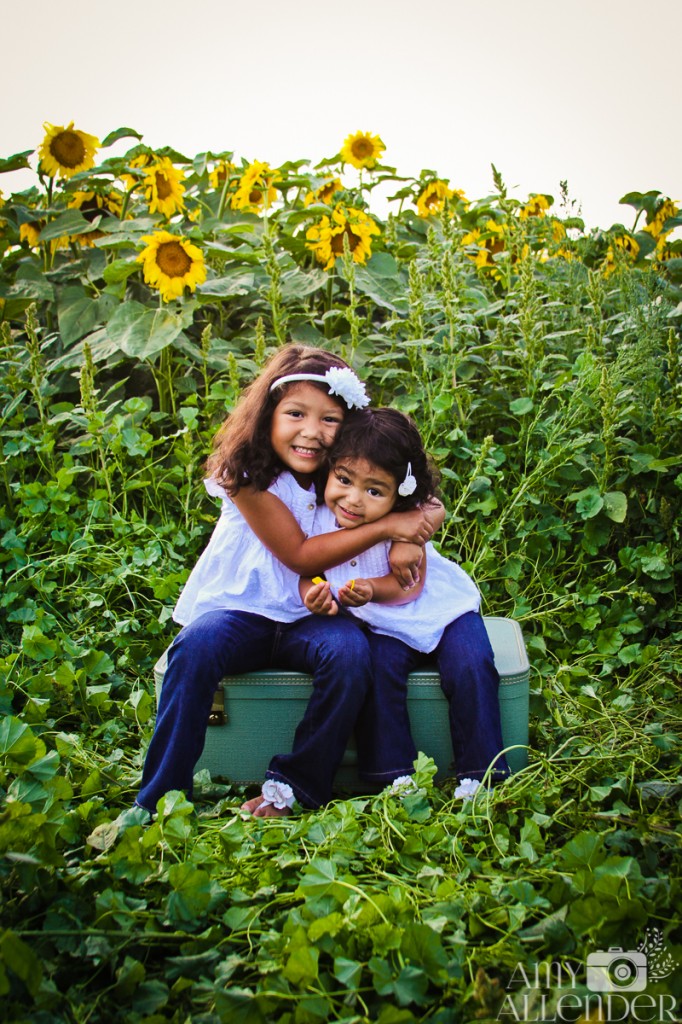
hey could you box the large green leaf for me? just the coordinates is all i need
[0,717,44,767]
[341,252,409,313]
[57,287,101,346]
[0,150,33,174]
[602,491,627,523]
[280,267,327,300]
[570,486,603,519]
[39,209,97,242]
[106,300,184,358]
[6,263,55,302]
[663,257,682,283]
[100,127,143,147]
[197,273,255,299]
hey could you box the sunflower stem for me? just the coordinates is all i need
[217,173,232,221]
[324,272,334,339]
[119,184,137,223]
[342,233,360,364]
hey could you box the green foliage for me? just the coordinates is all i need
[0,129,680,1020]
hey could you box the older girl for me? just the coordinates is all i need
[135,348,435,816]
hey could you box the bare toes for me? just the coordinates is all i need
[253,803,292,818]
[240,796,264,814]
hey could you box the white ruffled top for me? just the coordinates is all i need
[173,472,319,626]
[315,505,481,653]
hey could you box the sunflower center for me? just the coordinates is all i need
[155,173,173,200]
[249,188,263,204]
[331,226,362,255]
[50,130,86,169]
[78,196,102,223]
[485,237,505,256]
[156,241,192,277]
[425,192,440,209]
[319,183,338,202]
[351,138,374,160]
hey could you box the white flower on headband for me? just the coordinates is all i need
[324,367,370,410]
[260,779,295,809]
[398,462,417,497]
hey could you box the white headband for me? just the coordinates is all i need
[269,366,370,410]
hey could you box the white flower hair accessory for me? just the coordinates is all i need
[398,462,417,497]
[260,779,295,809]
[269,367,370,410]
[323,367,369,409]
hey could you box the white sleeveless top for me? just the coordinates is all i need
[173,472,318,626]
[314,505,481,653]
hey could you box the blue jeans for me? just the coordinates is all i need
[137,610,372,812]
[356,611,510,783]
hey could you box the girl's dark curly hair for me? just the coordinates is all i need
[206,345,353,495]
[328,407,440,511]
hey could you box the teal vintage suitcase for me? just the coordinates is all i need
[153,615,530,788]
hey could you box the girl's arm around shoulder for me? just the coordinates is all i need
[423,497,446,531]
[388,498,444,589]
[233,486,434,576]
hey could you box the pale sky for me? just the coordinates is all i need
[3,0,680,230]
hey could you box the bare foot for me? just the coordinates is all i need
[253,802,292,818]
[240,796,265,814]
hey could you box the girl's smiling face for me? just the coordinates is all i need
[270,383,344,484]
[325,457,398,528]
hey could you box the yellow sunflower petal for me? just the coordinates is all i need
[38,121,100,179]
[305,204,380,272]
[143,158,186,219]
[137,230,206,302]
[340,131,385,170]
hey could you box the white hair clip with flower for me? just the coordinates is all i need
[269,366,369,410]
[398,462,417,497]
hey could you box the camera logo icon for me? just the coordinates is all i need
[586,948,648,992]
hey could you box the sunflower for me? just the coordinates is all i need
[19,220,69,251]
[143,158,186,218]
[654,234,680,263]
[38,121,100,179]
[137,231,206,302]
[231,161,279,213]
[120,152,155,191]
[20,222,43,248]
[68,189,124,245]
[602,234,640,278]
[340,131,385,170]
[551,219,566,242]
[416,180,460,217]
[461,221,507,279]
[209,159,236,190]
[304,177,344,208]
[642,198,679,239]
[305,204,381,271]
[519,195,551,219]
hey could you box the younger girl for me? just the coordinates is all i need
[135,346,435,816]
[300,407,510,792]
